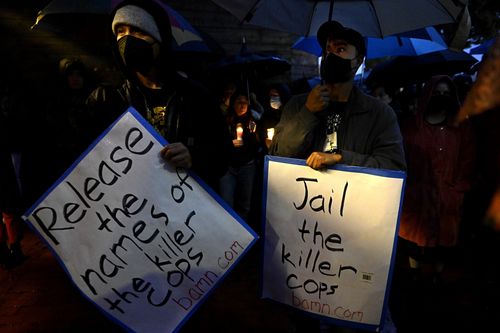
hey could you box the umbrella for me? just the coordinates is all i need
[211,0,466,38]
[211,39,291,79]
[365,49,478,87]
[292,26,447,59]
[210,38,291,105]
[32,0,219,53]
[469,38,495,55]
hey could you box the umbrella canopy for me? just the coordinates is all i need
[292,26,447,59]
[366,49,478,87]
[32,0,219,53]
[210,38,291,103]
[211,39,291,79]
[211,0,466,38]
[469,38,495,55]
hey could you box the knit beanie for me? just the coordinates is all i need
[112,5,162,42]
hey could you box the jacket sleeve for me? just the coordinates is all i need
[269,95,320,158]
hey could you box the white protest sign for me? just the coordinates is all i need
[262,156,405,332]
[23,108,258,333]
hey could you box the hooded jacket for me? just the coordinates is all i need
[87,0,231,189]
[398,75,476,247]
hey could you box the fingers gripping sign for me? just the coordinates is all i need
[306,151,343,170]
[160,142,192,169]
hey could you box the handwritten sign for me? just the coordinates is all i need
[262,156,405,332]
[23,108,258,333]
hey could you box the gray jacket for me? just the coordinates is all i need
[269,86,406,171]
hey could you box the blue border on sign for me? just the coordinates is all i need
[23,107,259,333]
[260,155,406,332]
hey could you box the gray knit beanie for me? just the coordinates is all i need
[112,5,162,42]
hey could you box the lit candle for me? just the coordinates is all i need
[236,123,243,141]
[267,128,274,140]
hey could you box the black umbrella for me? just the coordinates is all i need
[211,38,291,80]
[210,37,291,100]
[366,49,478,88]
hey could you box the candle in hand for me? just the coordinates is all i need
[267,128,275,140]
[236,123,243,141]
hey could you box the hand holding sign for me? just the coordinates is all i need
[262,156,405,332]
[23,108,257,333]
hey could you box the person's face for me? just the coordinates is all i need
[433,82,451,97]
[67,70,84,90]
[115,23,161,73]
[269,88,280,98]
[115,24,156,44]
[325,38,358,61]
[234,95,249,116]
[320,37,362,83]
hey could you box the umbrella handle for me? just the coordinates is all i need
[328,0,334,21]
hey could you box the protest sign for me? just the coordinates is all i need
[23,107,258,333]
[262,156,405,332]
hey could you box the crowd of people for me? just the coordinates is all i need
[1,0,498,332]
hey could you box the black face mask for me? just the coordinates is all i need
[428,95,454,114]
[118,35,156,73]
[320,53,354,84]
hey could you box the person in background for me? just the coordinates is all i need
[87,0,231,191]
[218,80,237,116]
[370,82,403,121]
[0,80,26,268]
[258,82,291,153]
[268,20,405,333]
[45,57,97,182]
[398,75,476,286]
[219,89,260,222]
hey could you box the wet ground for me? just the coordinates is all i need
[1,223,499,333]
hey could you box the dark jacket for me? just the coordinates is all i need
[87,0,231,189]
[226,110,260,167]
[269,86,406,171]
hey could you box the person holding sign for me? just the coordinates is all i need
[268,20,405,333]
[87,0,232,191]
[269,21,406,173]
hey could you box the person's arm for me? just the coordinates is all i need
[268,94,320,158]
[306,102,406,171]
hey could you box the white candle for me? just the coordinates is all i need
[267,128,275,140]
[236,124,243,141]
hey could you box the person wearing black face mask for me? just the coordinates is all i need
[398,75,476,296]
[87,0,232,191]
[269,20,406,333]
[269,20,406,172]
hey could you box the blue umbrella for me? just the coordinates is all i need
[211,38,291,79]
[469,38,495,55]
[292,26,447,59]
